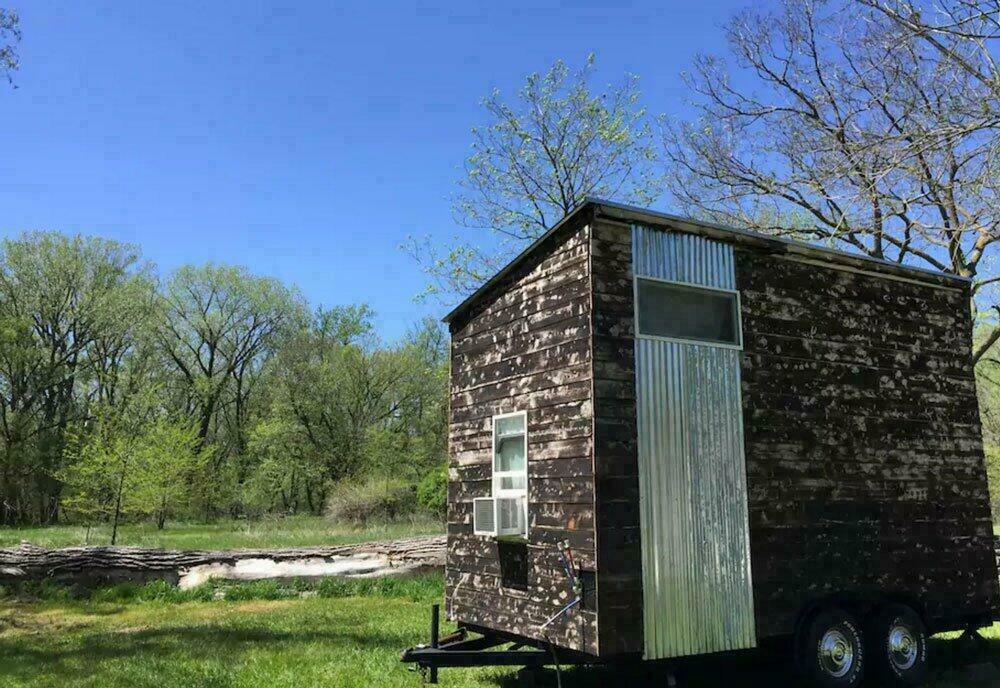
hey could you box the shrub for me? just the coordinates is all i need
[325,479,418,524]
[416,464,447,517]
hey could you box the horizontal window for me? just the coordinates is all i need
[636,278,741,346]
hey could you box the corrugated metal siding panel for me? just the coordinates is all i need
[633,225,735,289]
[633,225,756,659]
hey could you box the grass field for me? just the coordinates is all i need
[0,515,443,550]
[0,574,997,688]
[1,519,997,686]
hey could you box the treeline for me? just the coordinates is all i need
[0,231,447,530]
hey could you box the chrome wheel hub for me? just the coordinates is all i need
[888,624,918,671]
[819,629,855,678]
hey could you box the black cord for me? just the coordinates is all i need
[545,635,563,688]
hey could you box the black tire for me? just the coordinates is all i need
[865,604,928,687]
[798,608,866,688]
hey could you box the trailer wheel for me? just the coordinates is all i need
[866,604,928,686]
[798,608,865,688]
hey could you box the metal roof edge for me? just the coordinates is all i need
[441,203,593,324]
[442,198,969,324]
[589,197,971,287]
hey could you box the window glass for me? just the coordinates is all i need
[496,435,525,473]
[496,414,525,436]
[492,411,528,539]
[500,475,526,491]
[637,278,741,346]
[497,497,524,533]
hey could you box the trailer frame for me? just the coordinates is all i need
[400,604,601,684]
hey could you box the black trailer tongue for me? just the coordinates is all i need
[401,603,589,684]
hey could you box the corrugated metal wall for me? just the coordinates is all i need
[633,225,756,659]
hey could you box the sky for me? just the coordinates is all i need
[0,0,754,340]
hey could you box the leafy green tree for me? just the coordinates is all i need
[132,414,212,530]
[60,394,150,545]
[0,228,447,525]
[984,446,1000,522]
[417,464,447,518]
[253,310,447,505]
[0,232,152,525]
[155,264,307,515]
[244,416,325,515]
[390,318,448,475]
[62,390,210,542]
[407,55,661,299]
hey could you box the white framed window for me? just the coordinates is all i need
[474,410,528,538]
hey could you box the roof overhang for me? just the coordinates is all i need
[442,198,970,324]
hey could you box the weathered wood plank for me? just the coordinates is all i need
[446,212,597,655]
[737,246,998,638]
[590,219,644,656]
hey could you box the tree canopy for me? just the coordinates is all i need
[0,232,448,529]
[663,0,999,359]
[408,55,661,300]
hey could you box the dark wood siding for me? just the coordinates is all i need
[590,218,643,655]
[737,249,999,636]
[446,205,997,656]
[446,212,598,654]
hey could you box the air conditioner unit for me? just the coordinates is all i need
[473,496,525,537]
[473,497,497,536]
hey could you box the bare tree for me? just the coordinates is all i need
[663,0,999,360]
[407,55,661,300]
[858,0,999,99]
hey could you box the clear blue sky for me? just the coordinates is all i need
[0,1,752,340]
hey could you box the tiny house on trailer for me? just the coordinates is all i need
[423,199,999,687]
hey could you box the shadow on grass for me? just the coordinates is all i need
[0,622,413,687]
[486,636,1000,688]
[489,645,796,688]
[4,609,998,688]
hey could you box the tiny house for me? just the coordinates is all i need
[439,199,998,686]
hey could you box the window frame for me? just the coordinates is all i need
[491,410,528,539]
[633,275,744,350]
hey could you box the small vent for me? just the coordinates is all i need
[473,497,497,536]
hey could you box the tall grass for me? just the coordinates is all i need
[0,514,443,550]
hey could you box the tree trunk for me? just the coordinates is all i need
[110,468,126,546]
[155,494,168,530]
[0,535,446,587]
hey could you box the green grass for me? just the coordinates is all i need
[0,573,446,606]
[0,580,493,688]
[0,514,443,550]
[0,574,998,688]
